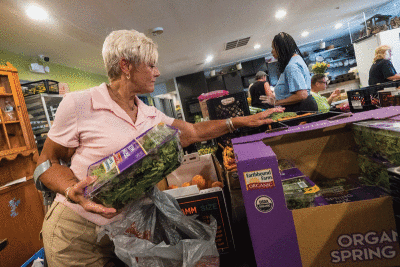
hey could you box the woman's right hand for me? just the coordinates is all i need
[68,176,119,219]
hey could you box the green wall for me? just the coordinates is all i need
[0,50,108,92]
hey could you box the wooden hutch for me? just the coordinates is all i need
[0,62,44,266]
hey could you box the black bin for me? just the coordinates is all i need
[206,92,250,120]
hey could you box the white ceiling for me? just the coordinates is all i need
[0,0,393,84]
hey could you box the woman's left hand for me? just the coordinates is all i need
[238,107,285,127]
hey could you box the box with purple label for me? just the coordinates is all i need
[84,123,183,209]
[232,107,400,267]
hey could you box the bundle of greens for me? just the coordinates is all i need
[268,112,297,121]
[357,154,392,190]
[249,106,264,115]
[352,121,400,165]
[282,177,318,210]
[85,123,183,209]
[285,195,315,210]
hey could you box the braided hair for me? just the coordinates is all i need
[272,32,305,73]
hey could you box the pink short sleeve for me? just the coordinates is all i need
[154,108,175,125]
[47,93,79,148]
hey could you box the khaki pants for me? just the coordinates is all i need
[42,202,123,267]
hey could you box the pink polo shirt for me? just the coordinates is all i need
[48,83,175,225]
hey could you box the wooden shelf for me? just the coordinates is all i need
[3,120,20,124]
[0,147,36,162]
[0,93,13,97]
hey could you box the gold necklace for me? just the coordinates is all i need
[107,84,136,111]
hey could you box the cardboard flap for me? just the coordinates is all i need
[164,185,200,198]
[166,153,219,188]
[232,107,400,145]
[182,153,200,164]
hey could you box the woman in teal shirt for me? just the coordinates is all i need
[265,32,318,112]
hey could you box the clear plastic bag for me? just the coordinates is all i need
[98,187,220,267]
[84,123,184,209]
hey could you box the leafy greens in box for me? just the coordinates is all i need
[352,120,400,165]
[84,123,183,209]
[282,176,320,210]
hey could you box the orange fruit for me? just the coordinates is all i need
[211,181,224,188]
[181,182,191,187]
[192,175,206,190]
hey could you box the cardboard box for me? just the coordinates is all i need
[163,153,235,254]
[232,107,400,267]
[176,188,234,254]
[199,100,209,119]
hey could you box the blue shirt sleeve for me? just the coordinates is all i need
[285,64,308,94]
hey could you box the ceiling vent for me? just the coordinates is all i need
[225,37,251,51]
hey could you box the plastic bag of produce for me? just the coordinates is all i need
[282,176,323,210]
[84,123,184,209]
[97,187,220,267]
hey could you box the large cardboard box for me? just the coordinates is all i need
[232,107,400,267]
[163,153,235,254]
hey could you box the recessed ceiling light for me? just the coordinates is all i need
[301,31,309,37]
[254,44,261,49]
[205,55,214,63]
[26,5,48,21]
[335,23,343,29]
[275,10,287,19]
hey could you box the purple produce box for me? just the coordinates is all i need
[232,107,400,267]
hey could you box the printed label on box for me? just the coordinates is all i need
[177,191,234,254]
[243,169,275,190]
[254,195,274,213]
[330,230,398,264]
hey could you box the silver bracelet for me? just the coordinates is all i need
[228,118,236,131]
[225,118,234,133]
[64,186,77,204]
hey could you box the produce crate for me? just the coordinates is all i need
[21,80,59,96]
[198,90,230,119]
[347,86,382,112]
[206,92,250,120]
[379,91,400,107]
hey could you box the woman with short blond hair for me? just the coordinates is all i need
[369,45,400,85]
[38,29,284,266]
